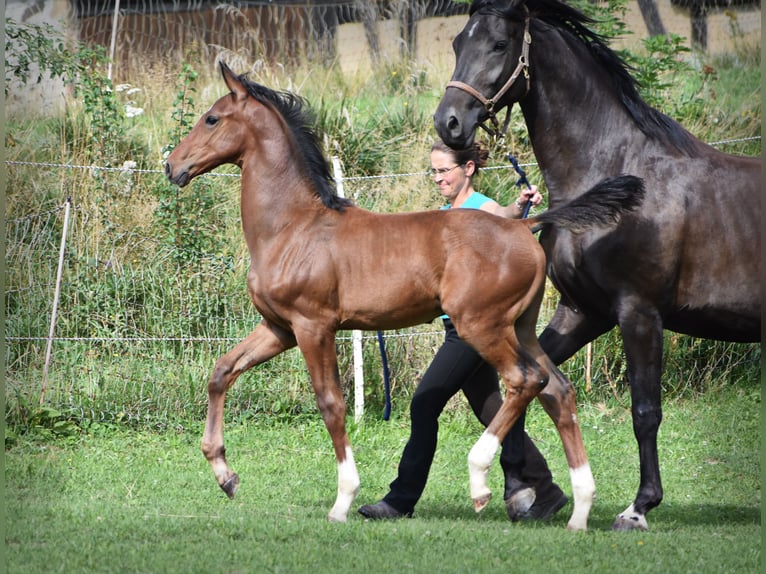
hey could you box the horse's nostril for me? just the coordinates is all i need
[164,162,172,178]
[447,116,460,131]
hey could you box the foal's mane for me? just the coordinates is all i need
[237,74,353,211]
[471,0,700,155]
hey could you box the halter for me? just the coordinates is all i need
[445,17,532,140]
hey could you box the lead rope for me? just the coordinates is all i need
[377,331,392,420]
[508,152,533,218]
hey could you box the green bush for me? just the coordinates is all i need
[4,10,760,437]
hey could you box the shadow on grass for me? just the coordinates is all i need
[645,503,760,527]
[390,500,760,531]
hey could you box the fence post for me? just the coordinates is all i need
[331,156,365,422]
[107,0,121,80]
[40,196,72,405]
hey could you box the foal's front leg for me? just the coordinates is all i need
[297,331,360,523]
[203,322,296,499]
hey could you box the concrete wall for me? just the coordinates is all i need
[6,0,72,117]
[6,0,760,115]
[336,1,762,75]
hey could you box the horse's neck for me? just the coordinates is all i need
[520,30,644,201]
[239,156,320,239]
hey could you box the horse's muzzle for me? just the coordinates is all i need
[165,161,191,187]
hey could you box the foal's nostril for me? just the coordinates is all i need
[164,162,172,178]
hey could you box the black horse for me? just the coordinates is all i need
[433,0,761,531]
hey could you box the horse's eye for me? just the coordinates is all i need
[493,41,507,52]
[205,115,219,126]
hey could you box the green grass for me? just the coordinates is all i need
[4,17,762,572]
[5,385,760,574]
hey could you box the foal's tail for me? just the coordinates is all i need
[525,175,645,234]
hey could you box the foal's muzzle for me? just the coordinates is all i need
[165,161,191,187]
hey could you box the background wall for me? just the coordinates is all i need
[7,1,761,80]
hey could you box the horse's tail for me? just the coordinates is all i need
[525,175,645,234]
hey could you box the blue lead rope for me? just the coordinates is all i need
[508,152,533,218]
[376,330,392,420]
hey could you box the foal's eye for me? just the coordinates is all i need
[205,115,219,126]
[493,41,507,52]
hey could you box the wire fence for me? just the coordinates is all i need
[4,157,467,425]
[6,133,761,427]
[12,0,761,89]
[70,0,470,80]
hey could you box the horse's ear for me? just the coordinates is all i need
[220,61,248,101]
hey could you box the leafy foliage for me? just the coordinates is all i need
[152,64,232,266]
[4,10,761,438]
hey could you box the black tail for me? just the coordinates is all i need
[525,175,645,234]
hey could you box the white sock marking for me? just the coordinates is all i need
[617,503,649,531]
[468,431,500,501]
[327,446,360,523]
[566,463,595,531]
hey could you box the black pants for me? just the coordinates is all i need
[383,319,555,514]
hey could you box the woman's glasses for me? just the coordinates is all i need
[429,164,462,177]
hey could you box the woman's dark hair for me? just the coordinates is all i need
[431,139,490,171]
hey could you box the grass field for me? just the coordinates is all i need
[4,7,762,574]
[5,384,760,574]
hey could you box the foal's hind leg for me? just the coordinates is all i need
[534,359,595,531]
[459,313,548,514]
[509,295,595,530]
[202,321,296,499]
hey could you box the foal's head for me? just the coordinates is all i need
[165,62,352,211]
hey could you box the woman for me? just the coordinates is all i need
[358,140,568,521]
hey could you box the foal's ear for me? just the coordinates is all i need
[220,61,248,101]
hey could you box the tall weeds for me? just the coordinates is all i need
[4,7,760,439]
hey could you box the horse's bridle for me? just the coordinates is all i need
[445,17,532,139]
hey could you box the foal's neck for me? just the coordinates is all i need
[239,150,326,231]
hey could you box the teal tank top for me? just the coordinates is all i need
[440,191,493,211]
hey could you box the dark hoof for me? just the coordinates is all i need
[511,492,569,522]
[504,487,536,521]
[358,500,412,520]
[221,473,240,499]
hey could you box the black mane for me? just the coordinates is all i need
[472,0,699,154]
[237,74,353,211]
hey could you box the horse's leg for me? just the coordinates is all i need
[514,299,595,531]
[612,298,664,531]
[466,352,539,514]
[203,321,296,499]
[534,362,595,531]
[461,304,549,514]
[538,299,615,365]
[463,379,534,517]
[296,331,360,523]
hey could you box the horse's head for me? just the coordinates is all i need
[165,62,252,187]
[433,0,530,148]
